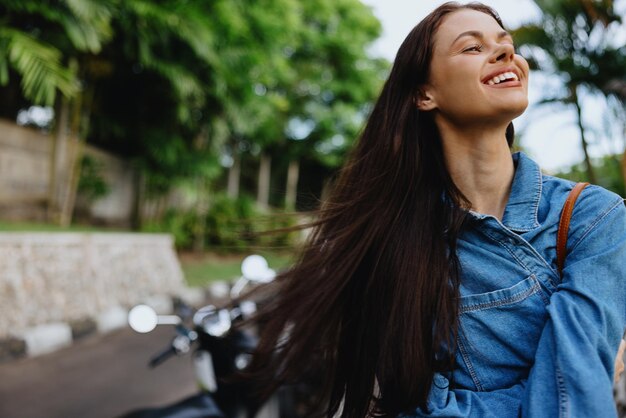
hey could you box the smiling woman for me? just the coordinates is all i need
[242,2,626,417]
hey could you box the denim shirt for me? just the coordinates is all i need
[400,152,626,418]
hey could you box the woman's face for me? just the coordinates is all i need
[418,9,529,127]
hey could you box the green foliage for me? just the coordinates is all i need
[277,0,388,168]
[143,195,299,251]
[0,28,78,105]
[1,0,388,213]
[205,195,299,250]
[142,209,197,249]
[513,0,626,183]
[205,194,259,250]
[553,153,625,196]
[0,0,114,105]
[512,0,626,101]
[77,154,110,202]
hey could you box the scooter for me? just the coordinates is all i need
[121,255,285,418]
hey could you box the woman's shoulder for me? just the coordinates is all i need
[541,173,624,211]
[542,173,626,245]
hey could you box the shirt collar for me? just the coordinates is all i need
[500,151,542,232]
[465,151,542,232]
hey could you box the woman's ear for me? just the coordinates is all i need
[415,86,437,111]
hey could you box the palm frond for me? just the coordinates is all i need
[0,37,9,85]
[4,0,113,54]
[512,24,554,50]
[149,60,204,103]
[61,0,113,53]
[124,0,217,65]
[0,28,78,105]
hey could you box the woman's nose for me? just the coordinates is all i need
[491,43,515,63]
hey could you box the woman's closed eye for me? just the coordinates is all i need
[463,44,483,52]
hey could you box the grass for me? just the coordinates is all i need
[0,221,124,232]
[179,251,294,287]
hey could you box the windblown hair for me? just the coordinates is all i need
[244,2,513,417]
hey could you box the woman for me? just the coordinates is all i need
[244,2,626,417]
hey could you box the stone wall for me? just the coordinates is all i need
[0,232,185,338]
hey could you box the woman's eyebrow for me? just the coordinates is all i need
[451,30,512,46]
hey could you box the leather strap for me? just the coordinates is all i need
[556,182,589,276]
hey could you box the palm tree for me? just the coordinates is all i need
[0,27,77,106]
[84,0,224,229]
[0,0,114,105]
[599,68,626,192]
[513,0,625,184]
[0,0,115,224]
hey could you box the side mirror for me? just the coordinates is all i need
[128,304,158,333]
[241,255,276,283]
[231,255,276,298]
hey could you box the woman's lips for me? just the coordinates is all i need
[481,68,520,84]
[484,80,522,88]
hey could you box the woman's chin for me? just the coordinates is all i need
[493,99,529,121]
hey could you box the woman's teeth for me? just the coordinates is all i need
[486,72,519,85]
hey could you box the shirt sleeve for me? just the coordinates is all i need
[397,374,525,418]
[522,196,626,417]
[401,196,626,418]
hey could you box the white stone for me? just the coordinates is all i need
[96,305,128,333]
[19,323,72,357]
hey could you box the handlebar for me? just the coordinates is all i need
[149,345,177,368]
[148,329,196,368]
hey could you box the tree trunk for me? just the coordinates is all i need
[257,153,271,209]
[59,136,83,227]
[227,152,241,199]
[193,177,210,252]
[59,78,94,227]
[573,87,597,184]
[130,168,143,230]
[47,95,71,222]
[285,159,300,210]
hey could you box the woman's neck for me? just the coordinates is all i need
[437,122,515,220]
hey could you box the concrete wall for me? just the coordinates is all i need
[81,146,136,225]
[0,232,185,338]
[0,120,51,220]
[0,118,136,224]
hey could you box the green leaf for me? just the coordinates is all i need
[0,28,78,105]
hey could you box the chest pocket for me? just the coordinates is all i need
[454,274,549,391]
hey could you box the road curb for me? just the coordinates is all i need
[0,283,228,363]
[19,322,73,357]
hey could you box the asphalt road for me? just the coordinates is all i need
[0,326,198,418]
[2,323,623,418]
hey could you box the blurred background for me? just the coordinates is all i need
[0,0,625,263]
[0,0,624,417]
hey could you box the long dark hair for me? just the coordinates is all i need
[244,2,513,417]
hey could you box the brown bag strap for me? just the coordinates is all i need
[557,182,589,276]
